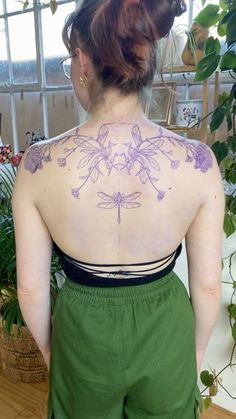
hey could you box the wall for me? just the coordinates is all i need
[0,90,79,152]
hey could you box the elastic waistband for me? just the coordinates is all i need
[60,271,178,305]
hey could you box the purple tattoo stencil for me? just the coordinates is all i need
[24,131,78,173]
[24,124,213,204]
[97,192,141,224]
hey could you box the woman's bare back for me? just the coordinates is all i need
[24,120,213,265]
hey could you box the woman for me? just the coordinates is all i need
[12,0,224,418]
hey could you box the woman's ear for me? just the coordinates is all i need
[74,47,90,75]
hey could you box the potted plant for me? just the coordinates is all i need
[193,0,236,411]
[0,157,62,383]
[182,22,209,66]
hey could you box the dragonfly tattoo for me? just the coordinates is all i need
[97,191,141,224]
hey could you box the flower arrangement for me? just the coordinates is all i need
[10,153,23,168]
[0,145,13,164]
[0,146,23,167]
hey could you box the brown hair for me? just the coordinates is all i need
[62,0,186,94]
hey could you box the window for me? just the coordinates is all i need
[0,0,77,153]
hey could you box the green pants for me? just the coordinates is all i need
[47,271,202,419]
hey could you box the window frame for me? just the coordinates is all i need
[0,0,76,153]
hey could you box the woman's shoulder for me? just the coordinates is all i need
[158,126,214,173]
[19,126,80,176]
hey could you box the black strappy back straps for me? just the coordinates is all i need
[53,241,182,287]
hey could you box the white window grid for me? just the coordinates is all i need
[0,0,76,153]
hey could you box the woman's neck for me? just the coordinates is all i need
[86,88,147,127]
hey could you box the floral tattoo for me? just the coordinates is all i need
[24,124,213,223]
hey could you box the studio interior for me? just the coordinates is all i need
[0,1,236,418]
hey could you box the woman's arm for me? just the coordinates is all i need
[185,149,225,372]
[12,154,53,368]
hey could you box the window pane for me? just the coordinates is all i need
[0,18,9,85]
[6,0,25,13]
[8,13,37,84]
[0,1,3,15]
[47,91,79,138]
[15,92,44,151]
[42,3,75,86]
[0,94,13,146]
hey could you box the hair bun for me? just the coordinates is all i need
[62,0,187,94]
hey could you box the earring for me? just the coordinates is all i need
[79,75,89,88]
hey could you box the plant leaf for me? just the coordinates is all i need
[229,169,236,184]
[232,322,236,341]
[205,37,221,55]
[223,157,234,170]
[209,383,218,397]
[49,0,58,15]
[211,141,228,164]
[217,10,227,36]
[220,51,236,71]
[200,370,214,386]
[228,304,236,320]
[204,396,212,410]
[227,135,236,152]
[23,0,29,11]
[210,106,226,132]
[194,5,220,28]
[224,213,236,237]
[227,113,233,131]
[221,7,236,25]
[219,0,229,12]
[195,52,220,81]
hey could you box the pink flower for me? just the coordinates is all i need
[10,154,23,167]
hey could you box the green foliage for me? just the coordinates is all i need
[195,1,236,84]
[211,134,236,238]
[200,370,214,387]
[228,303,236,320]
[194,5,220,27]
[205,37,221,55]
[220,51,236,70]
[195,52,220,81]
[211,141,228,163]
[232,322,236,341]
[224,213,236,237]
[203,396,212,409]
[200,370,220,409]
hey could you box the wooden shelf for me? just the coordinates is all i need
[167,126,203,137]
[162,65,197,74]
